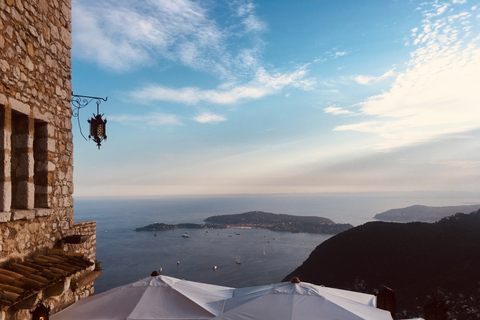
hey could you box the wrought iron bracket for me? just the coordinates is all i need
[71,94,108,148]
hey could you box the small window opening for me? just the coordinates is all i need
[34,120,49,208]
[11,111,30,209]
[0,105,7,211]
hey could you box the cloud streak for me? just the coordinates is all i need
[333,2,480,151]
[193,112,226,124]
[354,68,396,85]
[132,67,314,105]
[324,106,356,116]
[109,113,182,126]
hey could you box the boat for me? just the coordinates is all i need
[182,232,190,238]
[236,257,241,265]
[213,265,217,270]
[263,247,266,255]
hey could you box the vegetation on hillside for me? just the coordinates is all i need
[284,210,480,319]
[374,204,480,223]
[205,211,353,234]
[136,211,353,234]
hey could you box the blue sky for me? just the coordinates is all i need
[71,0,480,199]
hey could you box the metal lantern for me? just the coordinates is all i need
[71,94,108,149]
[88,113,107,149]
[31,303,50,320]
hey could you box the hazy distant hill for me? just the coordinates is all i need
[137,211,353,234]
[284,210,480,319]
[205,211,353,234]
[374,204,480,222]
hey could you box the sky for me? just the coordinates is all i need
[70,0,480,199]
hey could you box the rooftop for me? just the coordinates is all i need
[0,249,94,309]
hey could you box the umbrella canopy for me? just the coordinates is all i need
[215,281,393,320]
[51,275,234,320]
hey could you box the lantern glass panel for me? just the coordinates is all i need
[97,123,104,136]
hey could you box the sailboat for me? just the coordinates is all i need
[263,247,266,255]
[235,257,241,265]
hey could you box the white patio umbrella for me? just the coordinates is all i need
[51,274,234,320]
[214,279,393,320]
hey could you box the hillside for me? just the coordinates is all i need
[204,211,353,234]
[374,204,480,223]
[284,210,480,319]
[137,211,353,234]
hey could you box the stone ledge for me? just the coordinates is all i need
[35,208,53,217]
[11,209,35,221]
[0,209,54,222]
[76,270,101,289]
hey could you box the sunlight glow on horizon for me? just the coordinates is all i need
[71,0,480,199]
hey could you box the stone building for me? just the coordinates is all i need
[0,0,99,319]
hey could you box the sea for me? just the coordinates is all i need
[73,192,480,293]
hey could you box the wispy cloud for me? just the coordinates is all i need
[131,67,314,105]
[237,2,267,33]
[193,112,226,124]
[109,113,182,126]
[333,2,480,151]
[354,68,396,85]
[73,0,315,106]
[72,0,265,77]
[324,106,356,116]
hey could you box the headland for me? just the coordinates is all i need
[135,211,353,234]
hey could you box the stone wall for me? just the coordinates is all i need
[0,0,99,318]
[66,220,97,262]
[0,209,73,262]
[0,0,75,262]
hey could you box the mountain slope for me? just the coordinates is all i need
[374,204,480,222]
[284,210,480,319]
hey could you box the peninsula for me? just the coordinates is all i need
[374,204,480,223]
[135,211,353,234]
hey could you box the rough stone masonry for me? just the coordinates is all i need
[0,0,98,318]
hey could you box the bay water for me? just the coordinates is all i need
[73,192,479,293]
